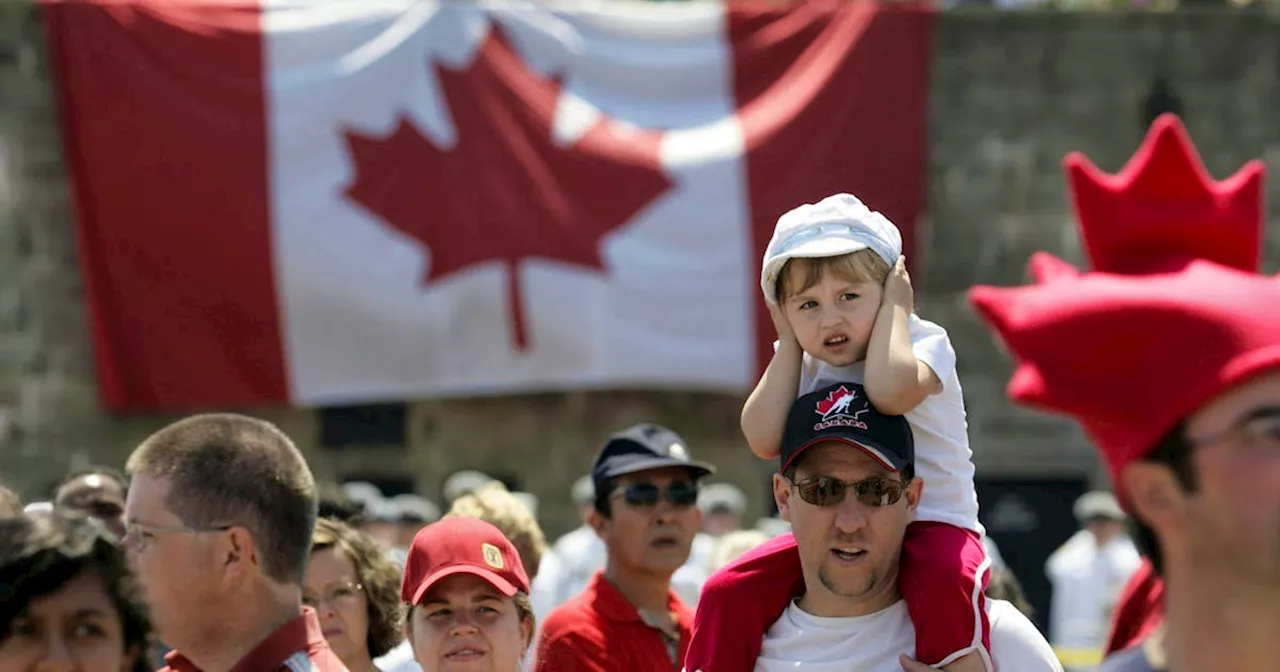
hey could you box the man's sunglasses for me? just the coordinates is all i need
[612,481,699,508]
[787,475,908,508]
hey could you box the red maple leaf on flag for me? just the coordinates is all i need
[815,385,857,417]
[342,25,672,351]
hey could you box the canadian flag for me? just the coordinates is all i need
[44,0,932,414]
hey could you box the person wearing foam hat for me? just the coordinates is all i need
[536,423,715,672]
[689,381,1060,672]
[704,189,989,672]
[968,113,1280,672]
[400,516,536,672]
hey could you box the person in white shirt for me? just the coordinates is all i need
[685,382,1062,672]
[1046,491,1142,671]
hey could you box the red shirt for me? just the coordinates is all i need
[535,571,694,672]
[161,607,347,672]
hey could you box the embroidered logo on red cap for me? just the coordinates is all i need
[482,543,504,570]
[814,385,869,431]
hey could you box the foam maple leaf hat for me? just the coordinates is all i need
[967,113,1280,499]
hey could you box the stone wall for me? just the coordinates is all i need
[2,5,1278,539]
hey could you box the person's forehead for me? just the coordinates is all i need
[122,472,177,520]
[615,466,693,486]
[1187,368,1280,437]
[795,442,896,477]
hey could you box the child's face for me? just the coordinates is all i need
[780,262,883,367]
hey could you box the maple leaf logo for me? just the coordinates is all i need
[815,385,859,419]
[342,25,673,350]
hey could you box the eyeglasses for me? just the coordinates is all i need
[122,521,233,552]
[611,482,699,509]
[1190,408,1280,455]
[786,475,908,508]
[303,581,364,609]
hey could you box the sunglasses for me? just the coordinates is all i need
[612,481,699,509]
[788,475,908,508]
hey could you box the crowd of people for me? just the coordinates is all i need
[1,112,1278,672]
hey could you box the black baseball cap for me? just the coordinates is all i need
[592,423,716,493]
[780,382,914,474]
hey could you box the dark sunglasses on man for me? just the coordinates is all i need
[786,475,909,508]
[612,481,699,508]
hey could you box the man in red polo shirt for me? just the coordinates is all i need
[535,423,716,671]
[123,413,346,672]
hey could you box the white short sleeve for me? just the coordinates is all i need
[907,315,956,393]
[988,601,1065,672]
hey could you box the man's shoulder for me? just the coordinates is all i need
[540,591,604,636]
[985,600,1064,671]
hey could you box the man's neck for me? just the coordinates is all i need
[1163,566,1280,672]
[177,588,302,672]
[604,563,672,613]
[797,567,902,618]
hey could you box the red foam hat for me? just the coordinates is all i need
[968,114,1280,498]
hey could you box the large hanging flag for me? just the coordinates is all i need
[43,0,933,413]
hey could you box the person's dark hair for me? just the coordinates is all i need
[310,518,404,657]
[1130,423,1197,577]
[318,483,362,524]
[0,483,20,517]
[126,413,318,583]
[0,511,151,672]
[53,465,129,499]
[986,565,1035,620]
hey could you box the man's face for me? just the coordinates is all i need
[775,442,921,618]
[1177,369,1280,583]
[122,473,223,645]
[593,467,702,577]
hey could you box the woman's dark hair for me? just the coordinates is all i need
[311,517,404,657]
[0,511,151,672]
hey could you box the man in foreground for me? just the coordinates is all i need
[687,382,1061,671]
[968,113,1280,671]
[123,413,345,671]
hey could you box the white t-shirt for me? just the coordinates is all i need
[755,598,1062,672]
[796,314,980,532]
[1045,530,1143,651]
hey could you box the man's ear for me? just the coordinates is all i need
[903,477,924,514]
[588,507,609,540]
[1124,462,1187,539]
[773,474,794,523]
[220,525,258,585]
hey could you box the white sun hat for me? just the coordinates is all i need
[760,193,903,304]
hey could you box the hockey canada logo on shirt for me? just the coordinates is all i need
[814,385,869,431]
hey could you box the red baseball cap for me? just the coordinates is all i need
[400,516,530,605]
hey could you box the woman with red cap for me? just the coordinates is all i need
[400,516,536,672]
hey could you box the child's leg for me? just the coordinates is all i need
[684,532,806,671]
[899,522,993,670]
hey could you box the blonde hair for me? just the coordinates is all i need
[446,482,548,579]
[707,529,771,574]
[775,249,890,303]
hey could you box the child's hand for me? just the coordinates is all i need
[767,301,796,345]
[883,255,915,314]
